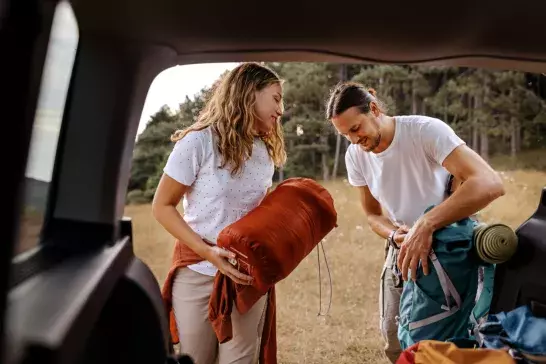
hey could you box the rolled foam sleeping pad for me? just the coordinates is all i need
[473,223,518,264]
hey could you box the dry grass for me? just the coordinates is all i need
[124,169,545,364]
[479,170,546,229]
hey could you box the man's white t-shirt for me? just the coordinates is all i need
[163,127,274,276]
[345,115,465,227]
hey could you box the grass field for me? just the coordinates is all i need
[124,169,546,364]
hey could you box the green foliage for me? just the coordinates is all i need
[126,63,546,204]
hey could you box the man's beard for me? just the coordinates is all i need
[361,131,381,152]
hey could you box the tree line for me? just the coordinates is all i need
[127,62,546,204]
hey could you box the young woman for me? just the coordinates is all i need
[152,62,286,364]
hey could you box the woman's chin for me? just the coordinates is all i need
[255,126,273,137]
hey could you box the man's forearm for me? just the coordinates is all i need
[422,174,505,231]
[368,214,398,240]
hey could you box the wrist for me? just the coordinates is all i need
[195,240,214,260]
[387,229,399,248]
[417,216,436,233]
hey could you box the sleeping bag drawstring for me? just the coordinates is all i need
[317,241,333,316]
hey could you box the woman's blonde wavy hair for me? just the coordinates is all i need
[171,62,287,176]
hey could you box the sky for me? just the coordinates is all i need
[26,1,78,182]
[137,62,239,134]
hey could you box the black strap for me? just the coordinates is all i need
[388,229,399,250]
[445,174,456,198]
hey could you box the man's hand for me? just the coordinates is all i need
[397,218,434,281]
[394,225,409,246]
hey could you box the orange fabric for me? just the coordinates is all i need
[215,177,338,293]
[413,340,515,364]
[209,272,277,364]
[161,240,277,364]
[396,342,420,364]
[161,177,338,364]
[210,177,337,364]
[161,241,204,344]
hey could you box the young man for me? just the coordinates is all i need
[326,82,505,363]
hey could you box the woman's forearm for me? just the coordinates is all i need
[152,204,211,259]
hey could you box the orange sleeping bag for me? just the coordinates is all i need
[216,177,338,293]
[396,340,516,364]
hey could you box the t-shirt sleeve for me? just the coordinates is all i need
[345,147,367,187]
[163,131,206,186]
[420,118,466,166]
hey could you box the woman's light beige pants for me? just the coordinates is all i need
[172,267,268,364]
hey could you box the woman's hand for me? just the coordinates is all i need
[205,246,254,285]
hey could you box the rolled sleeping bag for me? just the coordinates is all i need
[473,223,518,264]
[216,177,338,293]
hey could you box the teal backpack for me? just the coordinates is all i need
[469,263,496,338]
[397,210,485,349]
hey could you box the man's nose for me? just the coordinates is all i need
[349,133,359,144]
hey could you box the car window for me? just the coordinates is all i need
[15,1,78,258]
